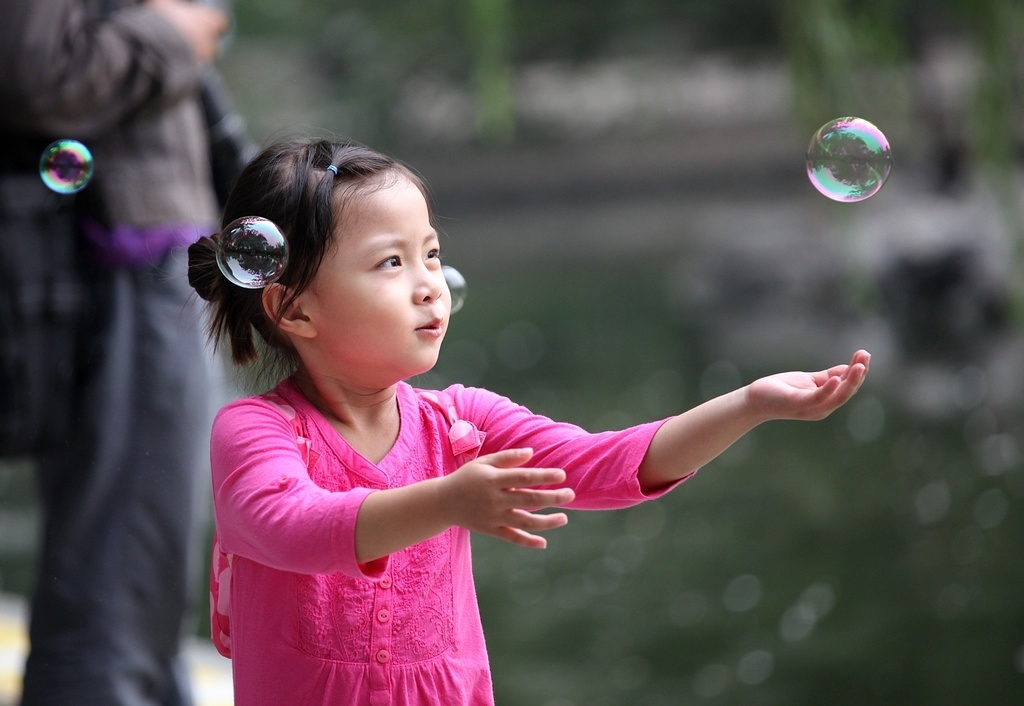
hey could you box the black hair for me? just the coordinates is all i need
[187,137,429,380]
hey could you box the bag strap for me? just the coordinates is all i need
[415,389,486,461]
[262,392,321,468]
[209,392,315,659]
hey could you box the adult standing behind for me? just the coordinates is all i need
[0,1,231,704]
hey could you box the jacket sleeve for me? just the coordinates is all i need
[0,0,204,137]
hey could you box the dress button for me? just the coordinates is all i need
[376,649,390,664]
[377,609,390,623]
[379,575,392,589]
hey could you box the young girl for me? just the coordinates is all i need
[187,137,870,706]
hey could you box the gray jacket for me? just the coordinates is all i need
[0,0,219,229]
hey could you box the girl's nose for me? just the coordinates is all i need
[415,265,445,303]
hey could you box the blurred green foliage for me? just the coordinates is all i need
[222,0,1024,298]
[228,0,1020,151]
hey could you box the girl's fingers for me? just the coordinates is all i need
[475,448,568,489]
[494,526,549,549]
[816,374,842,397]
[820,350,871,382]
[480,447,535,468]
[503,467,568,489]
[507,508,569,532]
[508,487,575,510]
[494,510,571,549]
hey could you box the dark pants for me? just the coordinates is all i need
[20,251,217,706]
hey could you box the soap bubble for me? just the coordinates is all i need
[443,265,467,314]
[216,217,288,289]
[39,139,94,194]
[806,117,892,202]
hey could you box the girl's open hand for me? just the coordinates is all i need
[437,448,575,549]
[746,349,871,422]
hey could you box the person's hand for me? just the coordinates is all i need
[147,0,229,64]
[437,448,575,549]
[746,349,871,422]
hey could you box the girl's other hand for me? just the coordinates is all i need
[746,349,871,422]
[437,448,575,549]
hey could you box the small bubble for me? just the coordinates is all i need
[806,117,893,202]
[914,480,951,525]
[801,582,836,618]
[977,433,1019,476]
[442,265,467,314]
[216,217,288,289]
[39,139,94,194]
[847,394,886,443]
[722,574,762,613]
[736,649,775,686]
[779,601,817,642]
[624,502,666,541]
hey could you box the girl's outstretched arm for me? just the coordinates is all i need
[637,350,871,492]
[354,448,575,564]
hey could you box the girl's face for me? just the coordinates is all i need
[300,174,450,389]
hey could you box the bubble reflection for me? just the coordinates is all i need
[442,265,467,314]
[39,139,94,194]
[806,117,893,202]
[216,216,288,289]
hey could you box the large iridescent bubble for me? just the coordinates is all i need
[442,265,467,314]
[39,139,94,194]
[806,117,892,202]
[216,217,288,289]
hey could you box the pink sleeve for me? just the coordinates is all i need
[211,399,386,579]
[450,386,692,510]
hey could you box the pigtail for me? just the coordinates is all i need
[187,235,222,302]
[225,313,260,366]
[187,233,262,365]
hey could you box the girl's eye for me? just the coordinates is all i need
[380,255,401,268]
[427,248,441,261]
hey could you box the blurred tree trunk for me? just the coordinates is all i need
[466,0,515,143]
[967,0,1024,253]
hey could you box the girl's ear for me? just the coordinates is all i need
[262,283,316,339]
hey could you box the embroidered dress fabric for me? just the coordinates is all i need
[210,379,689,706]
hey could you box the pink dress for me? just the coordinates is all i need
[210,379,687,705]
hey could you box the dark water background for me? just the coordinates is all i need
[411,131,1023,705]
